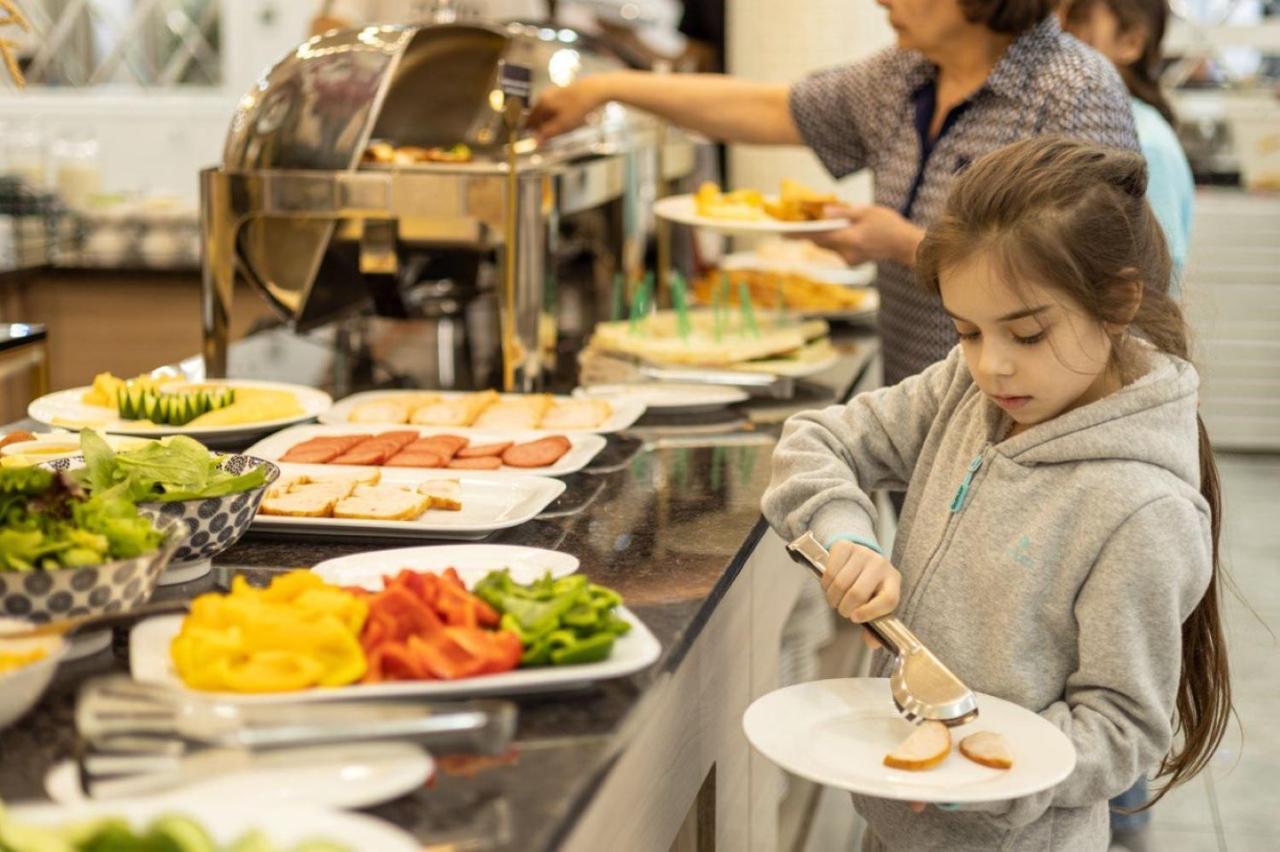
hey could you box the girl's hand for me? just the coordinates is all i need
[801,204,925,267]
[528,79,607,141]
[820,540,902,631]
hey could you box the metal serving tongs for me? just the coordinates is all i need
[787,532,979,726]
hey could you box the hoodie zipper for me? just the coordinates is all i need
[895,445,992,629]
[949,452,986,513]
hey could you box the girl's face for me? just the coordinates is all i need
[875,0,971,56]
[939,250,1123,433]
[1062,1,1146,68]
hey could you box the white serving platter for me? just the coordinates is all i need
[245,424,605,477]
[654,194,849,235]
[45,741,432,810]
[573,383,749,414]
[250,465,565,540]
[28,379,332,443]
[11,797,420,851]
[319,390,646,433]
[743,678,1076,804]
[131,606,661,702]
[312,544,579,591]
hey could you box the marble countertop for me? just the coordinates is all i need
[0,315,879,850]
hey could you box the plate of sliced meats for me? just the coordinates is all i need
[743,678,1076,803]
[243,424,605,477]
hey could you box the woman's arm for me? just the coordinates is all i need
[528,71,802,145]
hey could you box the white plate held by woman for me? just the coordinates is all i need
[313,544,579,591]
[743,678,1075,804]
[654,194,849,235]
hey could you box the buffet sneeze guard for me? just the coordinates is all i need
[201,22,696,391]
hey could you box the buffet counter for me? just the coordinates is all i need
[0,315,880,851]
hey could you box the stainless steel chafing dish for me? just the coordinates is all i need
[201,20,696,389]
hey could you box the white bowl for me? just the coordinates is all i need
[0,619,66,731]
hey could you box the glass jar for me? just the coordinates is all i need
[3,122,48,189]
[52,131,102,210]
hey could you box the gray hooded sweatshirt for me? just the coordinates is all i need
[761,345,1213,852]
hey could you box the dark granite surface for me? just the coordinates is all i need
[0,316,878,851]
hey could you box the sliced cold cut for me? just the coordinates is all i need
[501,436,571,468]
[448,456,502,470]
[455,441,513,459]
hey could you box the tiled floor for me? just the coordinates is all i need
[1133,453,1280,852]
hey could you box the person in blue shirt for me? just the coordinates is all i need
[1063,0,1195,300]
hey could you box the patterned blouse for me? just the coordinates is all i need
[790,16,1139,385]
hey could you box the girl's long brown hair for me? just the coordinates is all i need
[917,137,1230,808]
[1062,0,1177,126]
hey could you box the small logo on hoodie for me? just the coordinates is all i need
[1009,535,1035,569]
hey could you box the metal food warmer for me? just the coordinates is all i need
[201,20,697,391]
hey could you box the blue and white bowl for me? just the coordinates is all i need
[48,454,279,586]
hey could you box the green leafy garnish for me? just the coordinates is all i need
[76,431,267,503]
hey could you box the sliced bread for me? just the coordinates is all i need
[959,732,1013,770]
[417,478,462,511]
[259,490,339,518]
[333,486,431,521]
[883,721,951,771]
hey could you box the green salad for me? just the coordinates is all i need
[0,804,349,852]
[0,467,162,573]
[77,430,268,504]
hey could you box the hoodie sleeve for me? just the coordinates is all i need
[972,494,1213,829]
[761,346,970,549]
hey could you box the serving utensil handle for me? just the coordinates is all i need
[786,532,921,656]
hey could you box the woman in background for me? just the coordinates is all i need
[1063,0,1194,295]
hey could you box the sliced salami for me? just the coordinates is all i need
[501,435,571,468]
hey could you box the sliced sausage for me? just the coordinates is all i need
[455,441,513,459]
[501,436,571,468]
[385,450,444,468]
[448,456,502,470]
[330,445,391,466]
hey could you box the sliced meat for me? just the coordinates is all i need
[448,456,502,470]
[0,430,35,450]
[384,450,445,468]
[373,430,420,450]
[310,435,371,451]
[455,441,513,459]
[415,435,469,464]
[280,444,342,464]
[501,436,571,469]
[329,445,392,466]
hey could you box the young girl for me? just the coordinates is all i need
[1062,0,1195,288]
[762,137,1230,852]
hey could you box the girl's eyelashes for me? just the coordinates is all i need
[955,328,981,341]
[1014,329,1048,346]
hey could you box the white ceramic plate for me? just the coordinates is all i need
[320,390,646,433]
[131,606,661,702]
[27,379,332,443]
[653,194,849,235]
[743,678,1076,804]
[245,424,606,477]
[10,797,419,851]
[313,544,579,591]
[44,742,432,810]
[250,466,566,540]
[721,251,876,287]
[573,383,749,414]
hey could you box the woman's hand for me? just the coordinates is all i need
[528,78,607,142]
[804,204,925,267]
[820,541,902,641]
